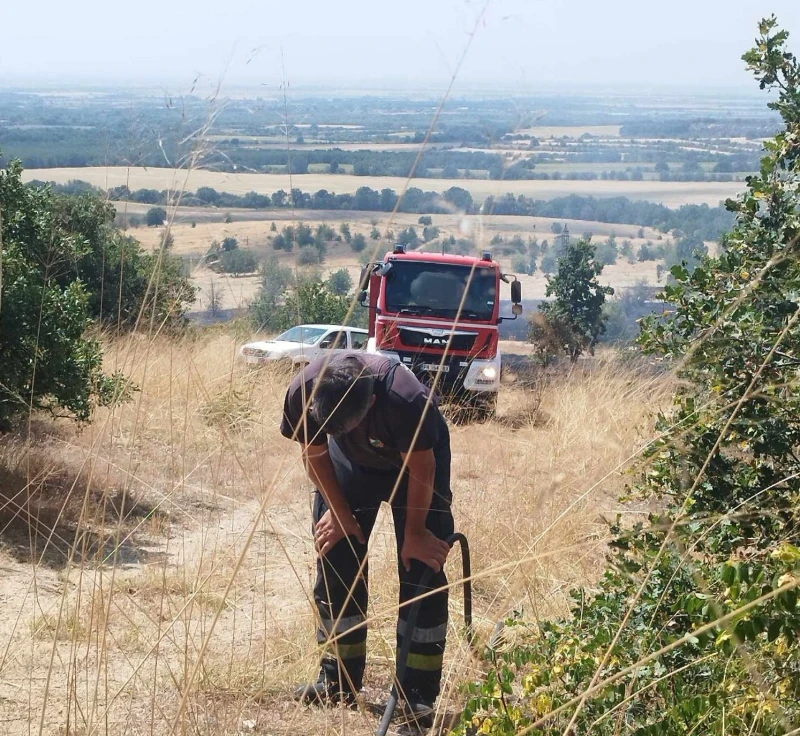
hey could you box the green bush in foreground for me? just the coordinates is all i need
[458,18,800,735]
[0,161,118,427]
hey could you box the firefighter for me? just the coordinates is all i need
[280,352,454,726]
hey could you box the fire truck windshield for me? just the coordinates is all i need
[384,261,497,321]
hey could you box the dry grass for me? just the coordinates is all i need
[20,167,741,208]
[0,332,671,734]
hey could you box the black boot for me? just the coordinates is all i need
[293,678,357,708]
[402,698,435,729]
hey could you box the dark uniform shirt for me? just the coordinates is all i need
[280,353,441,470]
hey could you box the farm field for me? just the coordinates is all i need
[121,208,667,315]
[517,124,623,138]
[123,206,662,252]
[22,167,742,207]
[185,257,663,316]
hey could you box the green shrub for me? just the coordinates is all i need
[351,233,367,252]
[296,246,322,266]
[249,257,293,331]
[219,249,257,275]
[460,19,800,735]
[0,161,122,427]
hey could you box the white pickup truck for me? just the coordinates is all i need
[239,324,369,369]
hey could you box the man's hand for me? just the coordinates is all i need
[401,529,451,573]
[315,508,366,557]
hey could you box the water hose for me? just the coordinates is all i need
[376,532,472,736]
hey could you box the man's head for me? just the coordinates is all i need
[310,355,376,436]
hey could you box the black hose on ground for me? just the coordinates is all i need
[376,532,473,736]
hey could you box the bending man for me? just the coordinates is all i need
[280,352,454,726]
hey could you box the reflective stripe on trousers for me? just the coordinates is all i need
[312,414,454,703]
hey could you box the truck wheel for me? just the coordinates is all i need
[471,394,497,423]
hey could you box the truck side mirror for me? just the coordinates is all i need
[511,280,522,304]
[512,303,523,316]
[359,289,368,306]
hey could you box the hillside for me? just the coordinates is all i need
[0,336,666,734]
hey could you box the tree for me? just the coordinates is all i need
[370,227,381,240]
[397,227,419,247]
[638,241,656,261]
[146,206,167,227]
[270,221,277,232]
[460,19,800,735]
[339,223,352,243]
[594,236,618,265]
[418,215,433,226]
[220,249,257,276]
[196,187,221,205]
[350,233,367,252]
[272,233,291,251]
[221,236,238,252]
[540,253,556,274]
[531,239,613,361]
[327,268,353,295]
[315,223,336,241]
[0,160,122,428]
[442,186,473,212]
[423,225,440,243]
[249,257,293,331]
[295,223,314,247]
[511,253,535,276]
[297,245,322,266]
[275,281,349,332]
[29,183,194,330]
[296,246,322,266]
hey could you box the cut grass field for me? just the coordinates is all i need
[21,166,742,207]
[0,332,671,735]
[516,125,623,138]
[118,204,660,245]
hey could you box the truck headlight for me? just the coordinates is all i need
[481,366,498,380]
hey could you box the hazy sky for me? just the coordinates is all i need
[3,0,800,92]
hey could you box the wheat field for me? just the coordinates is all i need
[0,331,670,735]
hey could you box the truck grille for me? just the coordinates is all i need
[397,327,477,352]
[396,352,469,390]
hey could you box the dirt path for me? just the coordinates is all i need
[0,482,321,734]
[0,473,464,735]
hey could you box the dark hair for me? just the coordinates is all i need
[311,355,375,435]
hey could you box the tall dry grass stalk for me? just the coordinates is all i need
[0,332,671,735]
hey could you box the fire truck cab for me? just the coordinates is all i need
[360,245,522,417]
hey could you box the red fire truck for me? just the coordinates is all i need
[359,245,522,418]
